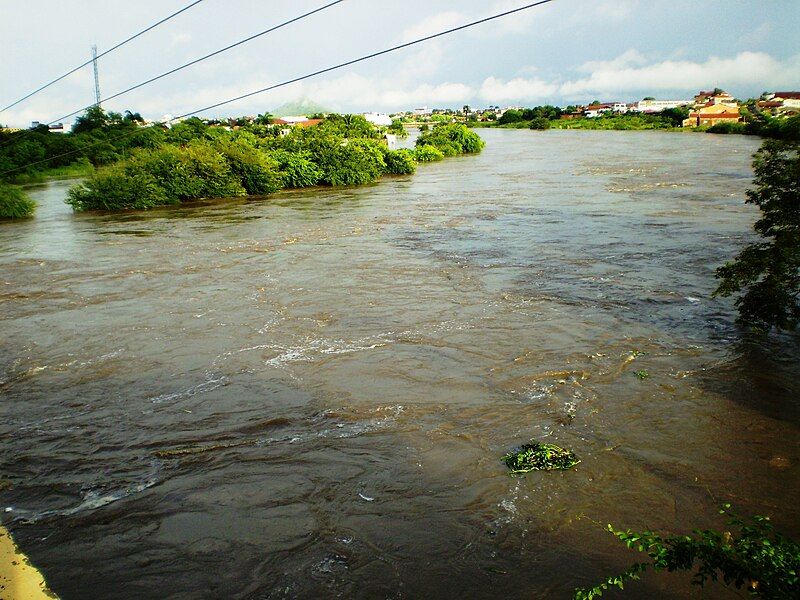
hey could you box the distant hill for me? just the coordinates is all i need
[271,98,331,117]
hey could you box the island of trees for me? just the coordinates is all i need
[0,108,484,217]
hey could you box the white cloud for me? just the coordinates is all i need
[595,0,638,21]
[479,76,558,102]
[559,51,800,98]
[401,11,464,43]
[578,49,647,73]
[476,51,800,104]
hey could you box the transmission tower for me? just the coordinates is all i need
[91,45,101,106]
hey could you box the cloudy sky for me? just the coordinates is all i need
[2,0,799,126]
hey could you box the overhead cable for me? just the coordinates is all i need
[0,0,557,177]
[0,0,206,114]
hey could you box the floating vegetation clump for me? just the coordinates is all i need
[634,370,649,380]
[501,441,580,474]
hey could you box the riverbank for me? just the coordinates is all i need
[8,161,94,185]
[1,525,55,599]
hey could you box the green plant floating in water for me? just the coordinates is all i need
[501,441,580,474]
[634,370,649,380]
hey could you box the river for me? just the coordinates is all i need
[1,129,798,599]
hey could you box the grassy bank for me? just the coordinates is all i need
[8,159,94,184]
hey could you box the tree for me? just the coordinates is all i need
[713,140,799,330]
[498,109,524,125]
[72,105,109,134]
[254,112,273,125]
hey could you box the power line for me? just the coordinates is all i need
[0,0,557,177]
[44,0,348,127]
[0,0,206,114]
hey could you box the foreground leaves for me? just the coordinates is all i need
[575,505,800,599]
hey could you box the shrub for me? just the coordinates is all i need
[382,148,417,175]
[265,150,322,188]
[529,117,551,130]
[708,121,747,135]
[66,167,170,211]
[414,144,444,162]
[317,138,386,186]
[0,182,36,219]
[213,139,282,195]
[416,123,485,156]
[129,141,245,201]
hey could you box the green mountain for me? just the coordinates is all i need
[271,98,331,117]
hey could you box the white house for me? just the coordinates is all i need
[363,112,392,126]
[635,99,691,113]
[413,106,430,116]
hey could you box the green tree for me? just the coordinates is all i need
[713,140,799,330]
[498,109,524,125]
[72,105,109,134]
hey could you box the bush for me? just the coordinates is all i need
[529,117,551,130]
[414,144,444,162]
[213,139,282,195]
[265,150,322,188]
[416,123,485,156]
[317,138,386,186]
[498,109,524,124]
[66,167,170,211]
[382,148,417,175]
[129,141,245,201]
[0,182,36,219]
[708,121,747,135]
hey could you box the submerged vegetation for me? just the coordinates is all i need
[575,505,800,600]
[0,182,36,219]
[61,111,485,212]
[2,107,486,214]
[416,123,485,156]
[501,441,580,474]
[713,140,800,331]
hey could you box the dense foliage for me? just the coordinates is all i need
[58,107,481,212]
[575,505,800,600]
[382,148,417,175]
[413,144,445,162]
[416,123,485,156]
[0,107,165,181]
[501,441,580,473]
[713,140,799,330]
[0,182,36,219]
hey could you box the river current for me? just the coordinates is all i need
[1,129,798,599]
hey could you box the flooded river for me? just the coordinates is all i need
[1,129,798,599]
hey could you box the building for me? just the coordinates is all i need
[584,102,627,118]
[682,104,742,127]
[363,112,392,126]
[766,92,800,109]
[273,115,311,125]
[635,99,691,113]
[413,106,430,116]
[694,90,737,107]
[30,121,67,133]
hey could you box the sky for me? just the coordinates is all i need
[1,0,799,127]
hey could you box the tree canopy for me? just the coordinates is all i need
[714,140,800,330]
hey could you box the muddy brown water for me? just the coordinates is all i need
[1,129,798,599]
